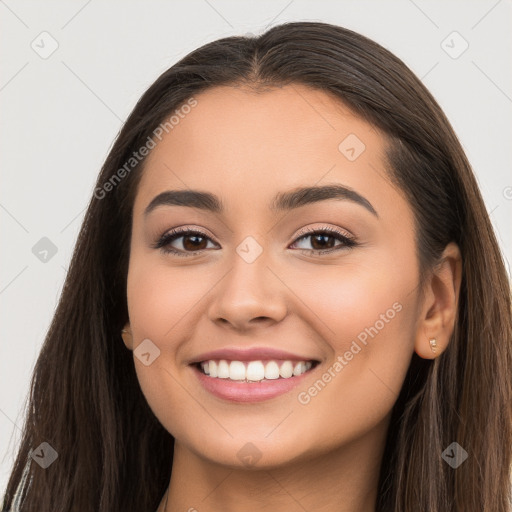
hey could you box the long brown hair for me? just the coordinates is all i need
[2,21,511,512]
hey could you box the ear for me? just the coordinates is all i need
[414,242,462,359]
[121,323,134,351]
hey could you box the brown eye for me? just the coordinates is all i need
[290,228,357,254]
[309,233,337,250]
[154,229,217,256]
[181,233,208,251]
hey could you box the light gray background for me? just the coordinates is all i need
[1,0,511,495]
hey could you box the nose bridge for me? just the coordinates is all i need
[207,236,287,329]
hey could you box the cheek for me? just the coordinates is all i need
[126,256,229,441]
[125,258,190,417]
[127,258,209,341]
[289,256,418,447]
[285,249,418,354]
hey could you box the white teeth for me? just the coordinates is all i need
[246,361,265,381]
[217,360,230,379]
[293,361,306,376]
[199,359,315,382]
[229,361,246,381]
[264,361,280,380]
[279,360,293,378]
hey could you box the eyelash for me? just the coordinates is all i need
[152,225,358,258]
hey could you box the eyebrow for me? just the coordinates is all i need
[143,184,378,218]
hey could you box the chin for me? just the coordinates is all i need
[186,431,315,471]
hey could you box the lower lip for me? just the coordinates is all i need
[191,364,316,403]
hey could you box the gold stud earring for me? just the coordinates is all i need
[429,338,437,354]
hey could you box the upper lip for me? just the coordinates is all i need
[188,347,320,364]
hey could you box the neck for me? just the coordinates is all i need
[157,416,389,512]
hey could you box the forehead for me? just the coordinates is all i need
[133,84,400,219]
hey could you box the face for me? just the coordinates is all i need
[124,84,423,469]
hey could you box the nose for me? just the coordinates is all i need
[207,250,288,332]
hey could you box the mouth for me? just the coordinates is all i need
[195,359,319,382]
[190,358,320,402]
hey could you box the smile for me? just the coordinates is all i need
[198,359,315,382]
[192,358,319,402]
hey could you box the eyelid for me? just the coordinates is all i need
[293,224,354,241]
[161,225,219,244]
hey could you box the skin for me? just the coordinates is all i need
[121,84,462,512]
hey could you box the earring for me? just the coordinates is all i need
[429,338,437,354]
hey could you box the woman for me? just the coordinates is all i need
[2,21,511,512]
